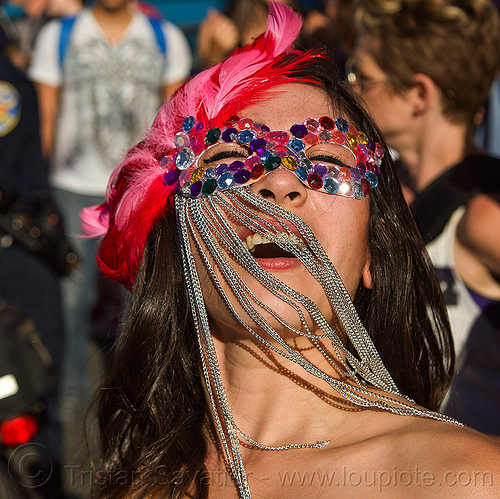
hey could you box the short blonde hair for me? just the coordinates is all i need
[356,0,500,124]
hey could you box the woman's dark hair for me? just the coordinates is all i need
[94,212,209,498]
[93,55,454,499]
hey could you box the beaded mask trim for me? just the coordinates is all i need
[160,115,384,199]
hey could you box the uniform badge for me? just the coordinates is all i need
[0,81,21,137]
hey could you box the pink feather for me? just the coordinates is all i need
[113,154,162,230]
[266,1,302,55]
[80,204,109,238]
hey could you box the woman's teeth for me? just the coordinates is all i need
[244,233,304,252]
[245,233,271,251]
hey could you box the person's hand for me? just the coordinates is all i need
[198,9,239,69]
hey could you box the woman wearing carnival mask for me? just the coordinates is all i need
[82,4,500,497]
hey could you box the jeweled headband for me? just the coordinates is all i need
[162,115,382,199]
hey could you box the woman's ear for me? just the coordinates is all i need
[410,73,439,117]
[362,260,372,289]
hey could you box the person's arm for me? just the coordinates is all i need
[34,83,59,159]
[455,193,500,295]
[197,9,239,70]
[27,20,64,159]
[162,21,192,100]
[162,81,181,101]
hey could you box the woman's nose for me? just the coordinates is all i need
[250,168,308,208]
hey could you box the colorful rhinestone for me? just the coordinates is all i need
[205,128,221,145]
[175,148,195,170]
[182,116,195,133]
[282,156,298,170]
[307,173,322,189]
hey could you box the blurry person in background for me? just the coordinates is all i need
[197,0,332,70]
[0,7,65,495]
[326,0,357,70]
[352,0,500,436]
[28,0,191,429]
[2,0,82,69]
[475,0,500,158]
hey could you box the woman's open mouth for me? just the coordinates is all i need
[243,232,304,270]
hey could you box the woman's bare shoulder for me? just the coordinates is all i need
[398,415,500,458]
[365,414,500,497]
[293,409,500,498]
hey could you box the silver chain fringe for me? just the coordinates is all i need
[175,187,459,499]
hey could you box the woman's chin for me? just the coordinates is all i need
[210,291,332,343]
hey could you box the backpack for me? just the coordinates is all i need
[58,13,167,68]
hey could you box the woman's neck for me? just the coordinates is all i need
[210,332,354,448]
[92,4,133,45]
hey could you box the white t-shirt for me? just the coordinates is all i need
[29,9,191,195]
[426,206,480,365]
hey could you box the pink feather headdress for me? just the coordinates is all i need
[81,2,322,289]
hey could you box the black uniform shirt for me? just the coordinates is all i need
[0,53,48,205]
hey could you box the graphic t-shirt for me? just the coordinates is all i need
[29,9,191,195]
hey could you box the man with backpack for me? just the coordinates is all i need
[28,0,191,430]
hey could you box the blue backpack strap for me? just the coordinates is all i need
[58,15,166,68]
[147,16,167,56]
[58,15,78,68]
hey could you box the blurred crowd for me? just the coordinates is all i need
[0,0,499,497]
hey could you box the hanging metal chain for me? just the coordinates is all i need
[175,188,459,499]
